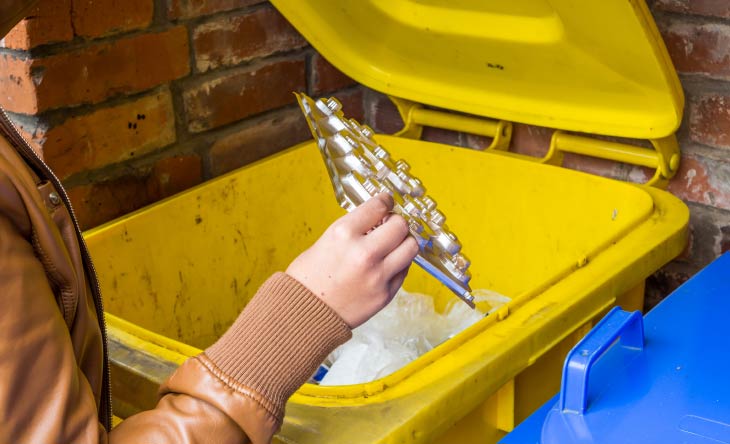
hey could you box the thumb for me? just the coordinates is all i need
[340,193,394,235]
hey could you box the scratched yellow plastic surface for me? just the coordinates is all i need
[84,137,688,443]
[269,0,683,140]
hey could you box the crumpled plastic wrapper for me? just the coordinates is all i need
[319,288,510,386]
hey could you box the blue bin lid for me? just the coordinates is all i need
[501,252,730,444]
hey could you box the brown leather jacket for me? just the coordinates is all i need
[0,3,351,443]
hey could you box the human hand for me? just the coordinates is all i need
[286,193,419,328]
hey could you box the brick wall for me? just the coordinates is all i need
[642,0,730,304]
[1,0,728,307]
[0,0,360,229]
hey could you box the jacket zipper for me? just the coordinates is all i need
[0,108,113,431]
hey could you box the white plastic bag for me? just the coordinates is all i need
[319,288,510,386]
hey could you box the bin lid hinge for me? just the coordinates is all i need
[541,131,681,189]
[389,96,513,151]
[387,96,680,189]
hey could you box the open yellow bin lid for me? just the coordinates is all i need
[271,0,683,139]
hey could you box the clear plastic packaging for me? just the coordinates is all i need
[317,288,510,386]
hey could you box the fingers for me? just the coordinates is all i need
[366,214,410,258]
[383,235,419,277]
[341,193,394,235]
[387,267,410,299]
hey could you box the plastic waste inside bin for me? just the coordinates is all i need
[314,287,510,386]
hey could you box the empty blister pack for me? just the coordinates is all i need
[296,93,474,307]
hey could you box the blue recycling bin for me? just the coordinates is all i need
[501,252,730,444]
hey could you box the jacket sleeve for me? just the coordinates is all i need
[112,273,352,444]
[0,209,351,444]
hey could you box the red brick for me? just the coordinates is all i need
[67,176,153,229]
[659,19,730,79]
[366,92,403,134]
[509,123,554,158]
[12,123,44,157]
[626,165,655,184]
[208,108,310,176]
[150,155,203,197]
[2,0,73,50]
[683,202,730,266]
[336,88,365,123]
[721,225,730,254]
[676,222,693,262]
[689,94,730,149]
[562,153,626,180]
[652,0,730,18]
[72,0,154,39]
[668,154,730,211]
[30,90,176,179]
[645,266,691,310]
[422,127,463,146]
[462,134,494,151]
[0,27,190,114]
[183,58,305,132]
[310,53,356,95]
[167,0,264,20]
[0,54,37,112]
[193,6,305,72]
[67,154,202,229]
[208,89,364,177]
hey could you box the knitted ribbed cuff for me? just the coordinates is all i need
[205,272,352,420]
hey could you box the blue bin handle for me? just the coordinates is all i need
[559,307,644,415]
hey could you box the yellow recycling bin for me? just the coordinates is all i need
[84,1,689,443]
